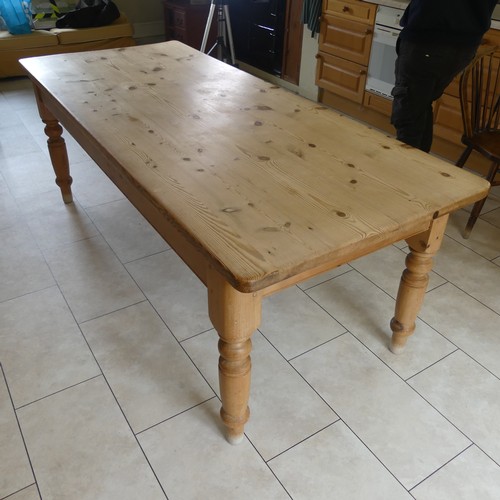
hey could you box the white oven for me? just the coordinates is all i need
[366,5,405,99]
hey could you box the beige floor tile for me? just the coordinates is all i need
[81,301,214,433]
[181,330,222,397]
[393,240,408,249]
[15,187,76,217]
[481,207,500,230]
[412,446,500,500]
[433,236,500,313]
[420,283,500,378]
[5,485,41,500]
[446,210,500,261]
[0,125,39,165]
[0,224,54,303]
[260,285,346,359]
[15,106,48,136]
[67,159,125,208]
[269,421,411,500]
[17,377,165,500]
[44,235,145,323]
[183,329,338,460]
[297,264,352,289]
[1,150,59,197]
[1,83,37,111]
[408,350,500,465]
[307,271,455,379]
[126,250,212,340]
[86,198,169,264]
[0,287,100,407]
[349,245,406,299]
[292,334,470,489]
[0,101,24,130]
[350,244,447,297]
[0,374,33,499]
[20,193,98,251]
[0,177,22,231]
[138,398,289,500]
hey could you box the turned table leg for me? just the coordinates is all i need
[207,267,262,444]
[33,86,73,203]
[390,214,449,354]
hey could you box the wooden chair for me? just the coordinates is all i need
[455,45,500,238]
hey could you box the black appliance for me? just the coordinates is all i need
[229,0,287,76]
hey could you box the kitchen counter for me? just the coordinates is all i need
[366,0,408,8]
[362,0,500,29]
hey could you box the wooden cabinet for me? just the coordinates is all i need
[317,0,499,169]
[433,93,464,145]
[316,52,368,102]
[363,90,392,116]
[316,0,376,104]
[320,16,373,65]
[161,0,214,50]
[324,0,375,23]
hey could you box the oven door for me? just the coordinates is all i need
[366,25,400,99]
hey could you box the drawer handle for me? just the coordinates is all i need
[359,69,367,75]
[365,28,372,35]
[342,5,351,12]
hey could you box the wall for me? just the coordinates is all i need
[298,28,319,101]
[115,0,165,42]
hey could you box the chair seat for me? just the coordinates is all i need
[463,130,500,163]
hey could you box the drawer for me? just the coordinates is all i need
[363,91,392,116]
[168,8,186,28]
[316,51,367,103]
[166,27,186,43]
[324,0,376,25]
[319,14,373,65]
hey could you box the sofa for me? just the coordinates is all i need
[0,13,135,78]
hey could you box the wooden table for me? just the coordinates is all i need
[21,41,489,444]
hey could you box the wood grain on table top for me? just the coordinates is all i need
[21,41,490,291]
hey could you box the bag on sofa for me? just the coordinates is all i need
[55,0,119,29]
[0,0,33,34]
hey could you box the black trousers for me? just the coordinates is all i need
[391,38,477,152]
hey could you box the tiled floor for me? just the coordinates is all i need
[1,76,500,500]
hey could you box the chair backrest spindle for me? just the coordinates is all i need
[455,45,500,238]
[459,46,500,137]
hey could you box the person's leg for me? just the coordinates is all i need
[430,45,477,102]
[420,105,434,153]
[391,39,437,152]
[421,44,477,152]
[391,40,477,153]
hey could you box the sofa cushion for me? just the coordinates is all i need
[0,12,135,79]
[0,29,59,50]
[52,14,133,44]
